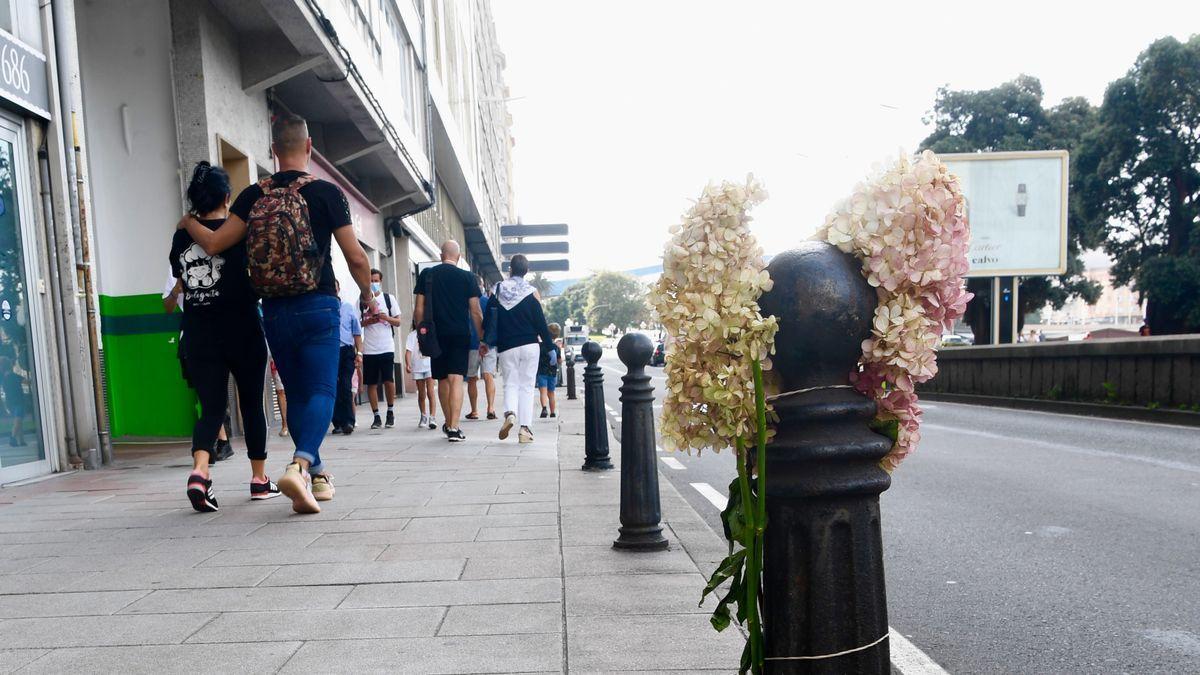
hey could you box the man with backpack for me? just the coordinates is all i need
[362,268,402,429]
[183,113,377,515]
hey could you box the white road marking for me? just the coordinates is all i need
[889,629,950,674]
[661,457,686,470]
[690,482,728,510]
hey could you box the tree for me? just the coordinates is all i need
[545,278,590,326]
[528,272,552,297]
[920,75,1103,342]
[1075,36,1200,334]
[586,271,647,330]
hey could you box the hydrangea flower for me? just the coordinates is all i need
[814,150,973,470]
[649,176,778,454]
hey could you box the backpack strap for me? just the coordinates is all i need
[383,293,395,334]
[289,174,317,192]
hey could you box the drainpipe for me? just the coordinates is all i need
[37,145,81,468]
[51,0,111,464]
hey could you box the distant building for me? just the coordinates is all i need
[1042,261,1145,328]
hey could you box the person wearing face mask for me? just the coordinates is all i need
[360,268,402,429]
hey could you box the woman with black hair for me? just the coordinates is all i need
[170,161,277,512]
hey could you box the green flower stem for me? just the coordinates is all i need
[751,359,768,673]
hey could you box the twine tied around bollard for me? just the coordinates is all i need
[763,633,889,662]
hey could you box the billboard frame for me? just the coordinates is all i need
[939,149,1069,278]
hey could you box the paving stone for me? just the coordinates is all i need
[0,591,146,618]
[345,503,489,519]
[563,545,700,576]
[63,565,274,592]
[461,554,563,580]
[119,586,352,614]
[278,634,562,673]
[31,551,213,573]
[18,642,301,674]
[259,559,465,586]
[486,501,560,514]
[0,557,50,574]
[0,573,85,596]
[476,525,559,541]
[0,648,48,673]
[565,573,713,616]
[254,518,412,538]
[439,602,561,636]
[568,614,743,671]
[188,607,444,642]
[204,544,385,567]
[0,613,215,648]
[340,577,562,609]
[376,539,561,561]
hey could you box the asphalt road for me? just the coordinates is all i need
[591,350,1200,674]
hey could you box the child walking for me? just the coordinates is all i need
[405,320,438,430]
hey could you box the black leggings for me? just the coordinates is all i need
[184,316,268,460]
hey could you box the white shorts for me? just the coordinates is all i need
[412,370,432,381]
[467,348,498,378]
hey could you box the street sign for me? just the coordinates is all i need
[500,224,569,237]
[503,259,570,273]
[940,150,1068,277]
[500,241,570,255]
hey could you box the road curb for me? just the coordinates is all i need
[919,392,1200,427]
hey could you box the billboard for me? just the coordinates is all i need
[940,150,1068,277]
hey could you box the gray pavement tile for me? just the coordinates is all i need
[0,573,87,596]
[563,545,700,577]
[565,573,712,616]
[435,481,501,496]
[340,577,562,609]
[426,493,559,506]
[63,565,275,592]
[259,559,465,586]
[438,602,561,636]
[560,521,619,546]
[0,590,146,618]
[0,557,50,574]
[0,649,48,673]
[140,533,324,557]
[120,585,352,614]
[345,503,489,519]
[0,613,215,648]
[376,539,561,561]
[204,544,385,567]
[188,606,444,642]
[31,550,213,573]
[278,634,562,673]
[307,526,477,547]
[18,642,302,674]
[461,554,563,580]
[255,518,411,537]
[0,540,155,559]
[486,501,560,514]
[568,614,743,672]
[476,525,559,541]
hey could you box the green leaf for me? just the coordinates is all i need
[700,549,746,604]
[722,477,748,549]
[739,639,753,675]
[869,417,900,442]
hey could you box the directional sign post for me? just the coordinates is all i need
[501,224,571,276]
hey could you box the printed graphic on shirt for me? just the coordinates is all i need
[179,243,225,304]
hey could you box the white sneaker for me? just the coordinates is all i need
[418,414,428,428]
[499,412,516,440]
[427,416,437,430]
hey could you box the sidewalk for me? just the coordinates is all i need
[0,391,742,673]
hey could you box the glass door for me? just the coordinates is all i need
[0,115,51,482]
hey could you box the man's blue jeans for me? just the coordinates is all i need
[262,293,339,475]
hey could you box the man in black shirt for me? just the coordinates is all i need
[183,113,377,515]
[414,240,485,442]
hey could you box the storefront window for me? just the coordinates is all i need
[0,0,43,54]
[0,134,45,471]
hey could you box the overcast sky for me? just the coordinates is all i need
[491,1,1200,279]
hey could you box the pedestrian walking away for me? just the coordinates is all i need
[485,254,555,444]
[170,162,276,512]
[538,322,563,419]
[467,275,499,420]
[361,268,402,429]
[413,240,485,442]
[405,318,438,430]
[332,279,363,435]
[183,113,379,514]
[270,357,288,436]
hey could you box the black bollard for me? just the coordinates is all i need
[756,241,893,673]
[581,341,613,471]
[612,333,669,551]
[566,357,577,400]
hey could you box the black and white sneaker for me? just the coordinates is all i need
[331,426,344,435]
[371,414,382,430]
[250,478,281,501]
[187,473,219,512]
[385,410,395,428]
[447,428,466,442]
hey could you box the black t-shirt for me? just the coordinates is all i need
[415,263,480,337]
[169,218,258,326]
[230,170,351,297]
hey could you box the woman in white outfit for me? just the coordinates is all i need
[485,255,555,443]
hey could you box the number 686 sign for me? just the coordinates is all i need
[0,32,50,119]
[0,45,31,95]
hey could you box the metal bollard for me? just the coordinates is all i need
[756,241,893,673]
[612,332,668,551]
[581,341,613,471]
[566,357,577,400]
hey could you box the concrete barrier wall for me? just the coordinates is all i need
[922,336,1200,409]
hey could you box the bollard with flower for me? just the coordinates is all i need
[649,176,777,674]
[814,149,973,470]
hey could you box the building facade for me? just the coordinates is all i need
[0,0,515,481]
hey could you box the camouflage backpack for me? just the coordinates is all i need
[245,174,322,297]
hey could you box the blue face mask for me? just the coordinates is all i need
[370,282,382,294]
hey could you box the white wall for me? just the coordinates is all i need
[78,0,182,298]
[199,5,270,172]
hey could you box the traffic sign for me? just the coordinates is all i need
[503,259,570,273]
[500,224,569,237]
[500,241,570,255]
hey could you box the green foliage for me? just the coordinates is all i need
[1075,37,1200,334]
[527,272,552,297]
[544,278,590,327]
[1147,401,1160,410]
[1047,385,1063,401]
[586,271,648,331]
[1101,381,1118,404]
[920,75,1103,342]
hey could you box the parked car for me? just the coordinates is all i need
[941,333,972,347]
[650,341,666,366]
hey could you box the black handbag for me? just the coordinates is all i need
[417,271,442,359]
[483,283,500,346]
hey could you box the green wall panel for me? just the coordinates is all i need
[100,293,196,438]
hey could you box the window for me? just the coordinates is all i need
[0,0,43,53]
